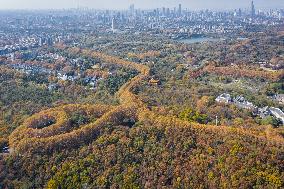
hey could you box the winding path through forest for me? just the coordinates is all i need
[8,46,283,154]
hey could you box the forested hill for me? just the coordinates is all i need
[1,46,283,188]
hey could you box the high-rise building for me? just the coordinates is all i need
[280,9,284,20]
[47,37,53,46]
[38,37,43,46]
[111,18,115,33]
[129,4,135,15]
[162,7,166,16]
[234,9,238,17]
[251,1,256,18]
[178,4,182,16]
[238,8,242,17]
[166,8,170,16]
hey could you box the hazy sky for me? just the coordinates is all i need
[0,0,283,10]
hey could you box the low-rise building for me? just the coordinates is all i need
[258,106,271,119]
[48,84,59,91]
[274,94,284,105]
[149,78,161,85]
[233,96,257,110]
[216,93,283,125]
[215,93,231,104]
[269,107,284,124]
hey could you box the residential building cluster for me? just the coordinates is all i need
[216,93,284,125]
[0,35,71,56]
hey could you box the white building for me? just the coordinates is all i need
[269,107,284,124]
[215,93,231,104]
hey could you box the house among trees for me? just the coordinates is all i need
[274,94,284,105]
[258,106,271,119]
[1,145,9,154]
[216,93,257,110]
[269,107,284,124]
[216,93,284,125]
[215,93,231,104]
[92,64,100,69]
[233,96,257,110]
[149,78,161,85]
[48,84,59,91]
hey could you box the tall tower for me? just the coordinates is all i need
[238,8,242,17]
[178,4,182,16]
[129,4,135,15]
[251,1,256,18]
[111,18,115,33]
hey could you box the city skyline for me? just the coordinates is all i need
[0,0,284,10]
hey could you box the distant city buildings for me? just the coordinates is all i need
[0,2,282,56]
[0,2,282,53]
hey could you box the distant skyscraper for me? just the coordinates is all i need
[111,18,115,33]
[166,8,170,16]
[129,4,135,15]
[178,4,182,16]
[162,7,166,16]
[238,8,242,17]
[47,37,53,46]
[234,9,238,17]
[38,37,43,46]
[251,1,256,18]
[280,9,284,20]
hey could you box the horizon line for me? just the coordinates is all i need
[0,7,282,12]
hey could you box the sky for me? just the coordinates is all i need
[0,0,283,10]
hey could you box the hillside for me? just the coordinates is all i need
[1,47,284,188]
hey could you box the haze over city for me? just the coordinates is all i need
[0,0,284,187]
[0,0,284,10]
